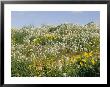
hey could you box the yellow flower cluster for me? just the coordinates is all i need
[45,34,57,40]
[83,51,93,58]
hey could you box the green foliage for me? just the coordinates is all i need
[12,29,28,44]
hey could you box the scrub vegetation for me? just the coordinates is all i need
[11,22,100,77]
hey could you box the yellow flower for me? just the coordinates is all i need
[91,59,95,65]
[80,61,84,66]
[84,52,89,58]
[89,51,93,57]
[82,59,86,63]
[83,52,93,58]
[45,34,56,40]
[33,38,40,45]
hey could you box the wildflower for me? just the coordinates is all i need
[80,61,84,66]
[91,59,95,65]
[82,59,86,63]
[45,34,56,40]
[83,51,93,58]
[89,51,93,57]
[84,52,89,58]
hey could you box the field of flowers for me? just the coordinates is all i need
[11,22,100,77]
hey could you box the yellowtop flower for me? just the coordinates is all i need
[84,52,89,58]
[82,59,86,63]
[33,38,40,45]
[91,59,95,65]
[80,61,84,66]
[83,51,93,58]
[89,51,93,57]
[45,34,56,40]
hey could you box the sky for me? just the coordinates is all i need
[11,11,100,28]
